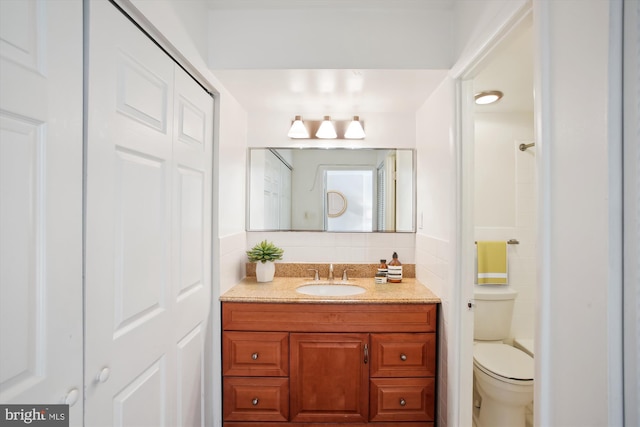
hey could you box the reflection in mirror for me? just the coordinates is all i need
[247,148,415,232]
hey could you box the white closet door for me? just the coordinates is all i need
[171,63,212,427]
[85,2,212,426]
[0,0,83,424]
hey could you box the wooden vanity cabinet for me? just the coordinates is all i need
[222,302,437,426]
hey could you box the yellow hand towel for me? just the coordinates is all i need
[477,241,508,285]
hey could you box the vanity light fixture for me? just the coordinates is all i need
[474,90,504,105]
[315,116,337,139]
[344,116,366,139]
[287,115,310,139]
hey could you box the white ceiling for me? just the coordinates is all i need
[209,2,533,115]
[212,69,450,114]
[472,20,534,113]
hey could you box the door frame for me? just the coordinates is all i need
[450,3,533,426]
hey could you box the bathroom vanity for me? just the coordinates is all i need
[220,277,440,426]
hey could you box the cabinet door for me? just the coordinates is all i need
[290,333,369,423]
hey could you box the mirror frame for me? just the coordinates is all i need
[246,147,417,233]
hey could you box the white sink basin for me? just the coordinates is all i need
[296,282,366,297]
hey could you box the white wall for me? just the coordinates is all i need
[247,231,415,265]
[216,94,249,294]
[534,0,622,425]
[474,112,536,340]
[208,2,454,69]
[415,76,456,427]
[452,0,529,76]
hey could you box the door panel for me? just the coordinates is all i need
[86,2,212,426]
[113,358,167,427]
[113,149,168,336]
[290,333,369,423]
[171,63,211,427]
[177,324,205,427]
[0,1,83,424]
[0,114,45,390]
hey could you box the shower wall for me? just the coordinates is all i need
[474,112,536,339]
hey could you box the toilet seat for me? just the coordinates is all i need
[474,343,534,384]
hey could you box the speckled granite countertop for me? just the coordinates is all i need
[220,277,441,304]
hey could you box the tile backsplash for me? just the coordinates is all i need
[246,231,416,264]
[246,262,416,279]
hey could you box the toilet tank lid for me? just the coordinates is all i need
[474,343,534,380]
[473,284,518,300]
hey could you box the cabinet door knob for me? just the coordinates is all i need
[363,344,368,364]
[399,398,406,406]
[251,352,259,360]
[252,398,259,406]
[400,353,407,361]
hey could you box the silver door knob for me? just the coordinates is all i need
[400,353,407,361]
[399,398,406,406]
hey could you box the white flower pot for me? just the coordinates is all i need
[256,261,276,282]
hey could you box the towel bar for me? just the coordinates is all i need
[475,239,519,245]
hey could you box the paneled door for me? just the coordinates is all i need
[290,333,369,423]
[0,0,83,425]
[85,1,212,426]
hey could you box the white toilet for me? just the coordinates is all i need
[473,285,534,427]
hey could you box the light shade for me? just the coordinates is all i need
[287,115,309,138]
[474,90,503,105]
[344,116,366,139]
[315,116,337,139]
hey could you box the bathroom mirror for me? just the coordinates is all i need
[247,148,415,232]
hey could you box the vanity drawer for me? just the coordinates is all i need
[223,377,289,422]
[223,302,437,333]
[370,333,436,377]
[369,377,435,422]
[223,331,289,376]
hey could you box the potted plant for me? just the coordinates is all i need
[246,240,284,282]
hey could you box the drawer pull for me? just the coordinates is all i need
[252,398,259,406]
[400,353,407,361]
[251,352,259,360]
[399,398,406,407]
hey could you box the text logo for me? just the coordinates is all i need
[0,405,68,426]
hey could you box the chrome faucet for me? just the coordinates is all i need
[328,263,334,280]
[307,269,319,281]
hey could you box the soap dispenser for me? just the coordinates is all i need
[387,252,403,283]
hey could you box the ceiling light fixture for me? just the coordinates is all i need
[287,115,309,139]
[344,116,366,139]
[315,116,337,139]
[474,90,504,105]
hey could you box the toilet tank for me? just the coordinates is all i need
[473,285,518,341]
